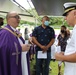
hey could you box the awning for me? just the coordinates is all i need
[0,0,35,22]
[31,0,76,16]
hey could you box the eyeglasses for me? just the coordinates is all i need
[9,15,21,19]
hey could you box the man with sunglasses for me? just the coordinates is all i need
[0,11,30,75]
[55,2,76,75]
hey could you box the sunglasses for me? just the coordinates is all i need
[9,15,21,19]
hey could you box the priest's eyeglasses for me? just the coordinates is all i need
[9,15,21,19]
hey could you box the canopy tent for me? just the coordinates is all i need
[0,0,35,22]
[0,0,76,22]
[31,0,76,16]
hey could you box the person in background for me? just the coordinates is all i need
[55,2,76,75]
[0,17,4,29]
[17,28,22,36]
[0,11,30,75]
[24,28,29,40]
[18,28,20,32]
[32,16,55,75]
[66,29,71,38]
[28,30,35,61]
[57,25,69,75]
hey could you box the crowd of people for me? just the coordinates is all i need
[0,2,76,75]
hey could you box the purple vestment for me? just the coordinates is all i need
[0,25,30,75]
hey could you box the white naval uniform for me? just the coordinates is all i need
[64,25,76,75]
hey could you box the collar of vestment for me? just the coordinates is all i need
[10,26,16,31]
[3,27,22,38]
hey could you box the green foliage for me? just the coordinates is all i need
[37,16,73,30]
[38,16,67,26]
[20,20,32,25]
[2,10,73,30]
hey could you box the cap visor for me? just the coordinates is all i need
[62,13,67,16]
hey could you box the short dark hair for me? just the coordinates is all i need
[42,16,49,21]
[61,25,66,29]
[42,16,49,19]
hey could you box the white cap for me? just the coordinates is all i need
[63,2,76,16]
[64,2,76,8]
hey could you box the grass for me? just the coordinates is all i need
[49,61,64,75]
[30,59,64,75]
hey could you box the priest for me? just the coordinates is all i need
[0,11,30,75]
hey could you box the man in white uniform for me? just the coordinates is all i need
[55,2,76,75]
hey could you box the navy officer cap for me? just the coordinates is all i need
[63,2,76,16]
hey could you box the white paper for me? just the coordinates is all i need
[37,51,47,59]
